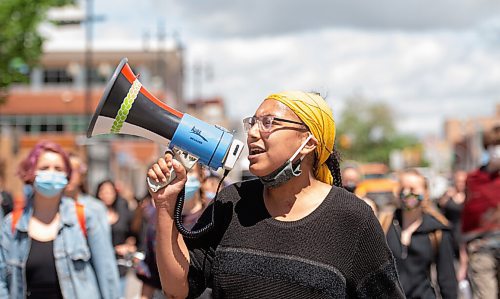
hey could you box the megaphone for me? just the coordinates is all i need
[88,57,244,179]
[87,58,244,237]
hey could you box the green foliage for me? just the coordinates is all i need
[336,94,420,164]
[0,0,72,103]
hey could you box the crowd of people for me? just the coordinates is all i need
[340,125,500,299]
[0,92,498,298]
[0,140,221,299]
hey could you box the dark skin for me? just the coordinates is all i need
[247,100,331,221]
[147,99,332,298]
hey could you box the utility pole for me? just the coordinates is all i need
[156,20,166,88]
[84,0,104,194]
[84,0,104,121]
[85,0,93,123]
[192,62,214,100]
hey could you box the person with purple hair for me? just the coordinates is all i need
[0,140,120,299]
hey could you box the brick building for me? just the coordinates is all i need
[445,104,500,171]
[0,7,185,198]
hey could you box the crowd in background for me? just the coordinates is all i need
[0,140,222,299]
[341,125,500,299]
[0,124,498,299]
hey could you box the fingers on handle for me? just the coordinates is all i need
[152,163,167,183]
[147,168,158,182]
[158,158,170,174]
[171,159,187,182]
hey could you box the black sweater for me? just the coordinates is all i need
[386,210,457,299]
[185,179,405,298]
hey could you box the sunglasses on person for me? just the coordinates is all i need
[242,115,307,133]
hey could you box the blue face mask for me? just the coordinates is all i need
[184,175,201,202]
[34,170,68,198]
[204,191,216,202]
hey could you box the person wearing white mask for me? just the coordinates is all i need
[0,140,119,299]
[460,125,500,299]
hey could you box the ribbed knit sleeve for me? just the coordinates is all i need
[351,208,405,298]
[186,196,234,299]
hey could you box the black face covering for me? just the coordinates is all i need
[258,134,312,189]
[259,159,303,188]
[343,184,356,193]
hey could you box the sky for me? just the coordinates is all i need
[45,0,500,138]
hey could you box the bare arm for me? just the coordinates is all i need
[457,243,468,281]
[148,153,190,299]
[140,282,156,299]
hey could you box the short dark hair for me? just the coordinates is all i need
[483,125,500,149]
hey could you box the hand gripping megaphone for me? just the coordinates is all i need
[87,58,244,237]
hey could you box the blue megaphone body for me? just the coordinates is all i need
[87,58,244,191]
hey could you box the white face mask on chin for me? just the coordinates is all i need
[487,145,500,172]
[488,145,500,161]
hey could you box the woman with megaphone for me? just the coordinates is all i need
[148,91,405,298]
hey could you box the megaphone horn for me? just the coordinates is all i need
[87,58,244,171]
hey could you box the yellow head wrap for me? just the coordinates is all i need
[267,91,336,185]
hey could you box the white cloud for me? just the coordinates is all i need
[172,0,500,36]
[45,1,500,138]
[185,24,500,136]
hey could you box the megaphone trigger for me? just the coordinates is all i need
[146,147,199,193]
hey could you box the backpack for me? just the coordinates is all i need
[379,211,442,258]
[11,201,87,238]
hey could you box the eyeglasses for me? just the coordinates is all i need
[242,115,307,133]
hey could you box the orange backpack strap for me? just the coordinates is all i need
[75,201,87,238]
[11,208,23,234]
[379,211,394,235]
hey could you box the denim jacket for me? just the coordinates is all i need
[76,193,110,234]
[0,196,120,299]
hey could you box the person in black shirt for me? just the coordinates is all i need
[148,91,405,298]
[384,169,457,299]
[137,164,212,299]
[95,179,136,297]
[438,170,467,258]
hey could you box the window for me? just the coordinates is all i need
[43,68,73,84]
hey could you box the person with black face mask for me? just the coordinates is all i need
[341,166,361,193]
[148,91,404,298]
[382,169,457,299]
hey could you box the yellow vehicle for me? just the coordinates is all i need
[354,163,398,211]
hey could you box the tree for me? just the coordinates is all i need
[0,0,72,104]
[336,94,419,164]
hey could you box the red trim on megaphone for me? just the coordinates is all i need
[121,63,184,119]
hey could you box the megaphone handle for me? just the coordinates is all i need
[147,169,177,193]
[147,147,199,193]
